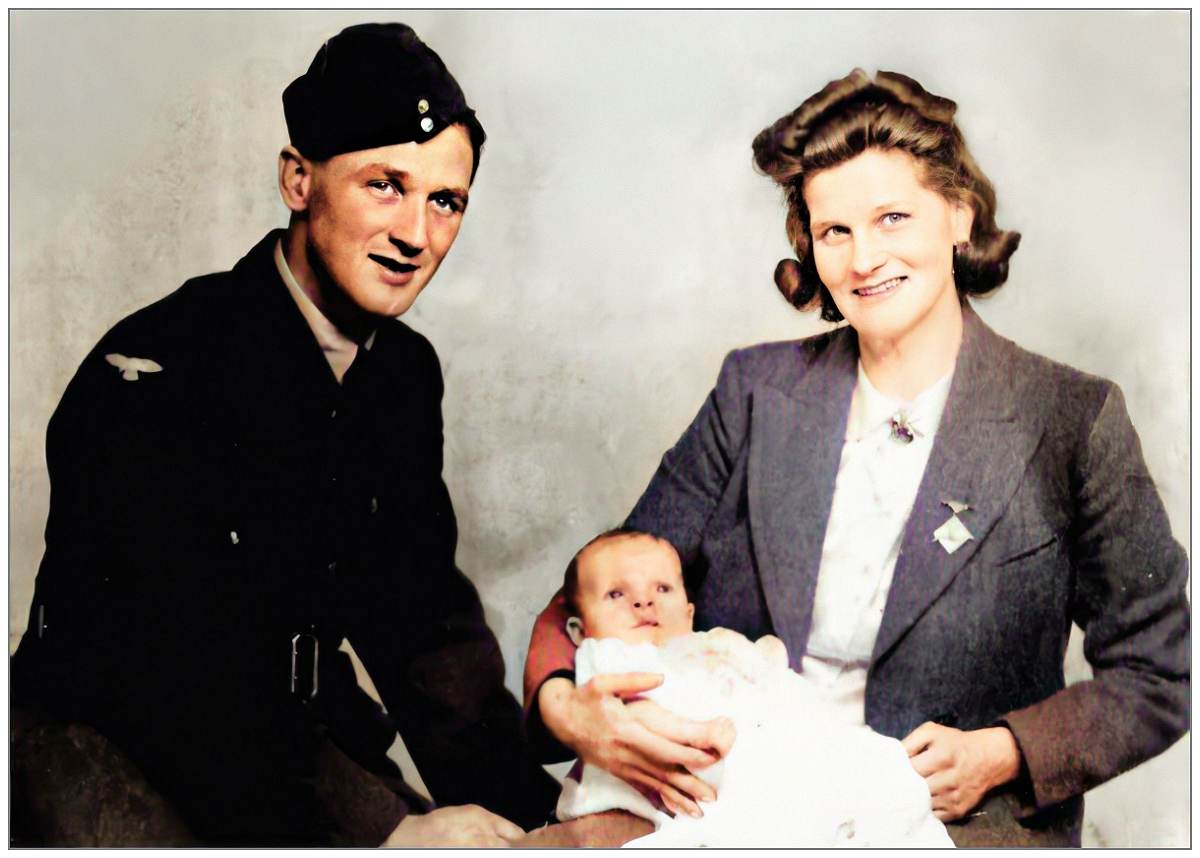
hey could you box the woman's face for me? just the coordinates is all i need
[804,148,972,348]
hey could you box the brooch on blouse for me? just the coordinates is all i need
[889,410,915,444]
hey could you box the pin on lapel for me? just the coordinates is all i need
[105,353,163,381]
[933,498,974,554]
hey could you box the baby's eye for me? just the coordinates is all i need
[656,584,673,594]
[605,589,623,600]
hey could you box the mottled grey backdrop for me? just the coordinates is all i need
[9,9,1189,846]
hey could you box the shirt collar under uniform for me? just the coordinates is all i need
[274,239,376,383]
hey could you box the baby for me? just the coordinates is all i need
[555,528,953,848]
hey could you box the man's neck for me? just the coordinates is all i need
[282,222,376,345]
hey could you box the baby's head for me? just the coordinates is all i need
[564,528,694,646]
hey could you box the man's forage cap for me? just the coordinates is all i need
[283,23,485,167]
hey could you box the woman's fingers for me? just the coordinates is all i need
[620,764,703,819]
[624,718,722,774]
[661,767,717,807]
[626,700,734,762]
[587,672,665,699]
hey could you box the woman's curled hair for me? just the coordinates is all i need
[752,69,1021,321]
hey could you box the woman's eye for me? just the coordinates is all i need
[821,225,849,241]
[881,212,909,226]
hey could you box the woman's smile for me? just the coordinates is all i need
[854,276,906,298]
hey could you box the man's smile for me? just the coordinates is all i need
[368,253,418,274]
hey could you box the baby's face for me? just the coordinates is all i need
[575,534,694,645]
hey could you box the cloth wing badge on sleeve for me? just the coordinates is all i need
[105,353,163,381]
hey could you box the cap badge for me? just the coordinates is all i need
[420,117,434,133]
[417,98,430,114]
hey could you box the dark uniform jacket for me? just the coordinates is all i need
[524,306,1189,846]
[13,231,558,844]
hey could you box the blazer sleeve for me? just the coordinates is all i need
[625,349,751,561]
[1000,383,1190,813]
[519,350,752,759]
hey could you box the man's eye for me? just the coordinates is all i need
[368,181,399,196]
[430,193,462,214]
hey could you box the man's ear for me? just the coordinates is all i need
[278,145,313,213]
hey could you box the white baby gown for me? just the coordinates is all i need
[556,629,953,848]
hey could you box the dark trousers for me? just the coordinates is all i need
[11,708,427,847]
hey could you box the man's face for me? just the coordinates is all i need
[575,535,694,646]
[303,124,474,318]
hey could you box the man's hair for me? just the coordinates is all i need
[562,527,682,615]
[752,69,1020,322]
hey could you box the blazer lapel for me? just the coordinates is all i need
[747,329,857,667]
[871,307,1046,664]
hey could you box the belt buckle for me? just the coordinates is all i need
[290,632,319,702]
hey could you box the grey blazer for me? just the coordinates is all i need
[626,304,1189,845]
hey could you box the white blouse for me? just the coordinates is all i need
[799,360,953,725]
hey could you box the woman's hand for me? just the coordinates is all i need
[901,723,1022,822]
[538,673,736,818]
[382,805,524,847]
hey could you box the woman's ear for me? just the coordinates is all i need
[952,200,975,245]
[278,146,313,213]
[565,616,586,647]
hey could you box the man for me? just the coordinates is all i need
[11,23,558,846]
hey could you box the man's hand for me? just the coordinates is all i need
[381,805,524,847]
[901,723,1022,822]
[538,673,735,818]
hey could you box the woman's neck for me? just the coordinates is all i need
[858,300,964,401]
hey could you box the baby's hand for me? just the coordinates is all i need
[754,635,789,668]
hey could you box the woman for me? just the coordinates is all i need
[523,70,1189,847]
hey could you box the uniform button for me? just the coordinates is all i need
[369,496,379,514]
[331,475,338,484]
[420,117,434,133]
[230,530,240,545]
[330,409,337,419]
[327,561,338,574]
